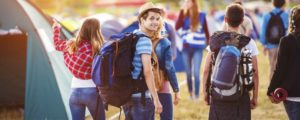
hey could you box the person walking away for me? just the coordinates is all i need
[260,0,289,80]
[53,18,105,120]
[202,4,259,120]
[267,5,300,120]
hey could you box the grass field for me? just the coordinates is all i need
[0,41,288,120]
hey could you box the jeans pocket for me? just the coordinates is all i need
[70,90,81,104]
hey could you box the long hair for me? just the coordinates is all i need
[68,18,104,54]
[183,0,200,32]
[152,18,164,41]
[288,5,300,37]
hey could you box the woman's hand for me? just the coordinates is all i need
[52,18,60,29]
[268,93,281,104]
[153,98,163,114]
[173,92,181,105]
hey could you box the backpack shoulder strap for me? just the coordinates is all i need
[206,52,214,98]
[270,11,275,16]
[136,33,148,38]
[277,10,284,16]
[270,10,284,16]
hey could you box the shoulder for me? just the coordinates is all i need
[263,12,271,19]
[282,10,289,15]
[281,11,289,18]
[159,38,171,45]
[244,39,259,56]
[134,31,152,43]
[281,34,294,44]
[78,41,92,52]
[137,36,152,46]
[246,39,257,48]
[135,37,152,54]
[244,16,252,23]
[242,16,253,27]
[135,33,152,50]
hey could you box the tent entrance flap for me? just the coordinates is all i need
[0,33,27,106]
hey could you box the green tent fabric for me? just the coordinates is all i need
[0,1,73,119]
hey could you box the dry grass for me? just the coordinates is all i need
[1,41,288,120]
[92,41,288,120]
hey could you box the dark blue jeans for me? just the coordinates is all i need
[158,93,173,120]
[123,97,155,120]
[182,48,203,97]
[283,100,300,120]
[69,88,105,120]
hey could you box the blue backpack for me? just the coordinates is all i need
[210,45,243,101]
[209,31,251,101]
[211,45,241,89]
[92,33,148,108]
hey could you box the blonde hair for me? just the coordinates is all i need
[152,18,164,41]
[68,18,104,54]
[288,5,300,35]
[152,20,164,90]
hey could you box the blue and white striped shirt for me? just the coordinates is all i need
[178,12,207,49]
[131,30,152,80]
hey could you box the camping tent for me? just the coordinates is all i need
[0,0,72,119]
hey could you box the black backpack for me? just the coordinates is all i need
[266,11,285,44]
[92,33,148,108]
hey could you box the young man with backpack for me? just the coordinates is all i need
[120,6,180,120]
[260,0,289,80]
[92,2,164,120]
[122,2,163,120]
[202,4,259,120]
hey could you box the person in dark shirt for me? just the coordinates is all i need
[267,5,300,120]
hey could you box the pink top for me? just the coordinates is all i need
[158,80,171,93]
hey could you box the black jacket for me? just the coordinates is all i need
[267,33,300,97]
